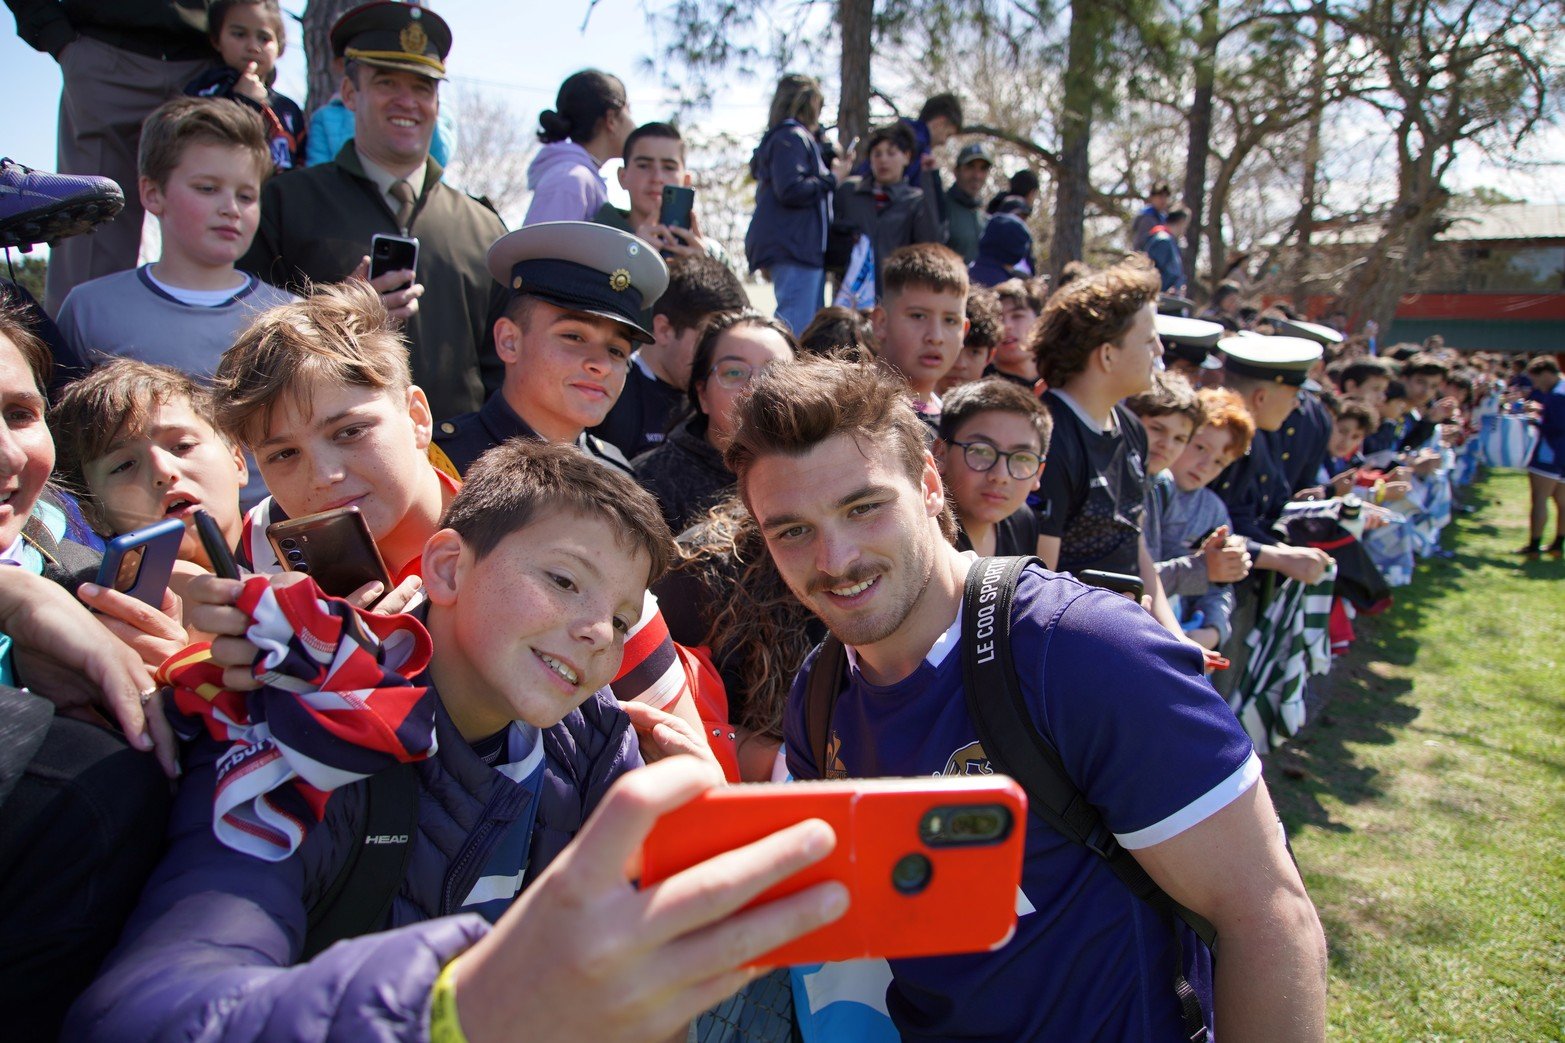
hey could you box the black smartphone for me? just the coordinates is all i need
[266,506,391,601]
[96,517,185,607]
[369,233,419,287]
[194,508,241,580]
[1078,569,1145,601]
[659,186,695,231]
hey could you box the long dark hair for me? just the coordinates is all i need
[537,69,626,145]
[674,492,817,741]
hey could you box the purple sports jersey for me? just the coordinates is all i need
[785,561,1260,1041]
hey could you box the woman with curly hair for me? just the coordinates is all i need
[653,491,823,781]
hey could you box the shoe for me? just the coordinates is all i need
[1516,543,1541,557]
[1547,541,1564,558]
[0,158,124,248]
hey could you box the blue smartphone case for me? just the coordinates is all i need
[96,517,187,607]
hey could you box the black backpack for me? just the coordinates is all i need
[805,556,1212,1042]
[300,763,419,959]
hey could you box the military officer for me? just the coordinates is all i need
[434,221,669,477]
[239,2,507,423]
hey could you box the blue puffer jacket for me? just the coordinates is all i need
[744,120,835,272]
[66,685,641,1042]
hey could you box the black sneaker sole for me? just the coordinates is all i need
[0,193,125,249]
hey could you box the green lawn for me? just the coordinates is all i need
[1263,470,1565,1040]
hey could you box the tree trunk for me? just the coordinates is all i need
[837,0,873,159]
[1050,0,1102,283]
[1340,143,1450,332]
[302,0,375,118]
[1289,6,1329,301]
[1179,0,1218,290]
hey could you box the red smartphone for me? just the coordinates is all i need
[265,506,392,600]
[639,776,1027,966]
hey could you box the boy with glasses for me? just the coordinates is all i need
[935,378,1050,556]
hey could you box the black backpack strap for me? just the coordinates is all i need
[303,762,419,959]
[960,556,1212,1042]
[804,637,847,780]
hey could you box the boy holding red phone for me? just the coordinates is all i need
[69,439,850,1042]
[727,355,1327,1041]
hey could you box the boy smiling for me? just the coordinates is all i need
[72,440,850,1042]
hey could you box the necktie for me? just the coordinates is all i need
[389,179,416,234]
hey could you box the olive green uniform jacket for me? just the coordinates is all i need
[240,143,508,423]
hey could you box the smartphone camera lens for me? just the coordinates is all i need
[115,548,144,590]
[286,548,304,563]
[294,561,311,573]
[279,538,297,549]
[919,805,1013,847]
[891,853,932,895]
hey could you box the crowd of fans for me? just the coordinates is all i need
[2,1,1562,1041]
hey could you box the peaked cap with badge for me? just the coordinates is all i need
[331,1,452,80]
[487,221,670,343]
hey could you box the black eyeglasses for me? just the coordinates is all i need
[950,439,1044,480]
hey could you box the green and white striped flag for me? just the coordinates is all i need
[1230,564,1337,751]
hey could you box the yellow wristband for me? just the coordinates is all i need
[1373,479,1386,505]
[430,961,469,1043]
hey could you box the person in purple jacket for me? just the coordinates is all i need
[67,439,848,1043]
[523,69,635,226]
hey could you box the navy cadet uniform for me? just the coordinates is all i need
[1210,335,1323,698]
[434,393,632,477]
[1213,335,1323,546]
[434,221,670,477]
[1266,318,1343,494]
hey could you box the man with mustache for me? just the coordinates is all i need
[727,354,1327,1042]
[238,2,505,424]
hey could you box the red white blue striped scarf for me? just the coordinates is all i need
[160,576,439,861]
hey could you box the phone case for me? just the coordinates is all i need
[639,776,1027,966]
[266,507,392,599]
[369,234,419,281]
[659,186,695,230]
[96,517,186,607]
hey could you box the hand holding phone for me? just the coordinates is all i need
[446,758,848,1042]
[640,776,1026,966]
[266,506,391,601]
[369,233,419,287]
[95,517,186,607]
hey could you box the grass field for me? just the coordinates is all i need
[1262,470,1565,1040]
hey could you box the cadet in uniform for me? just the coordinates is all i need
[1267,317,1343,495]
[434,221,669,476]
[239,3,507,423]
[1211,335,1326,697]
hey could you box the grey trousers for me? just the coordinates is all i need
[44,36,207,313]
